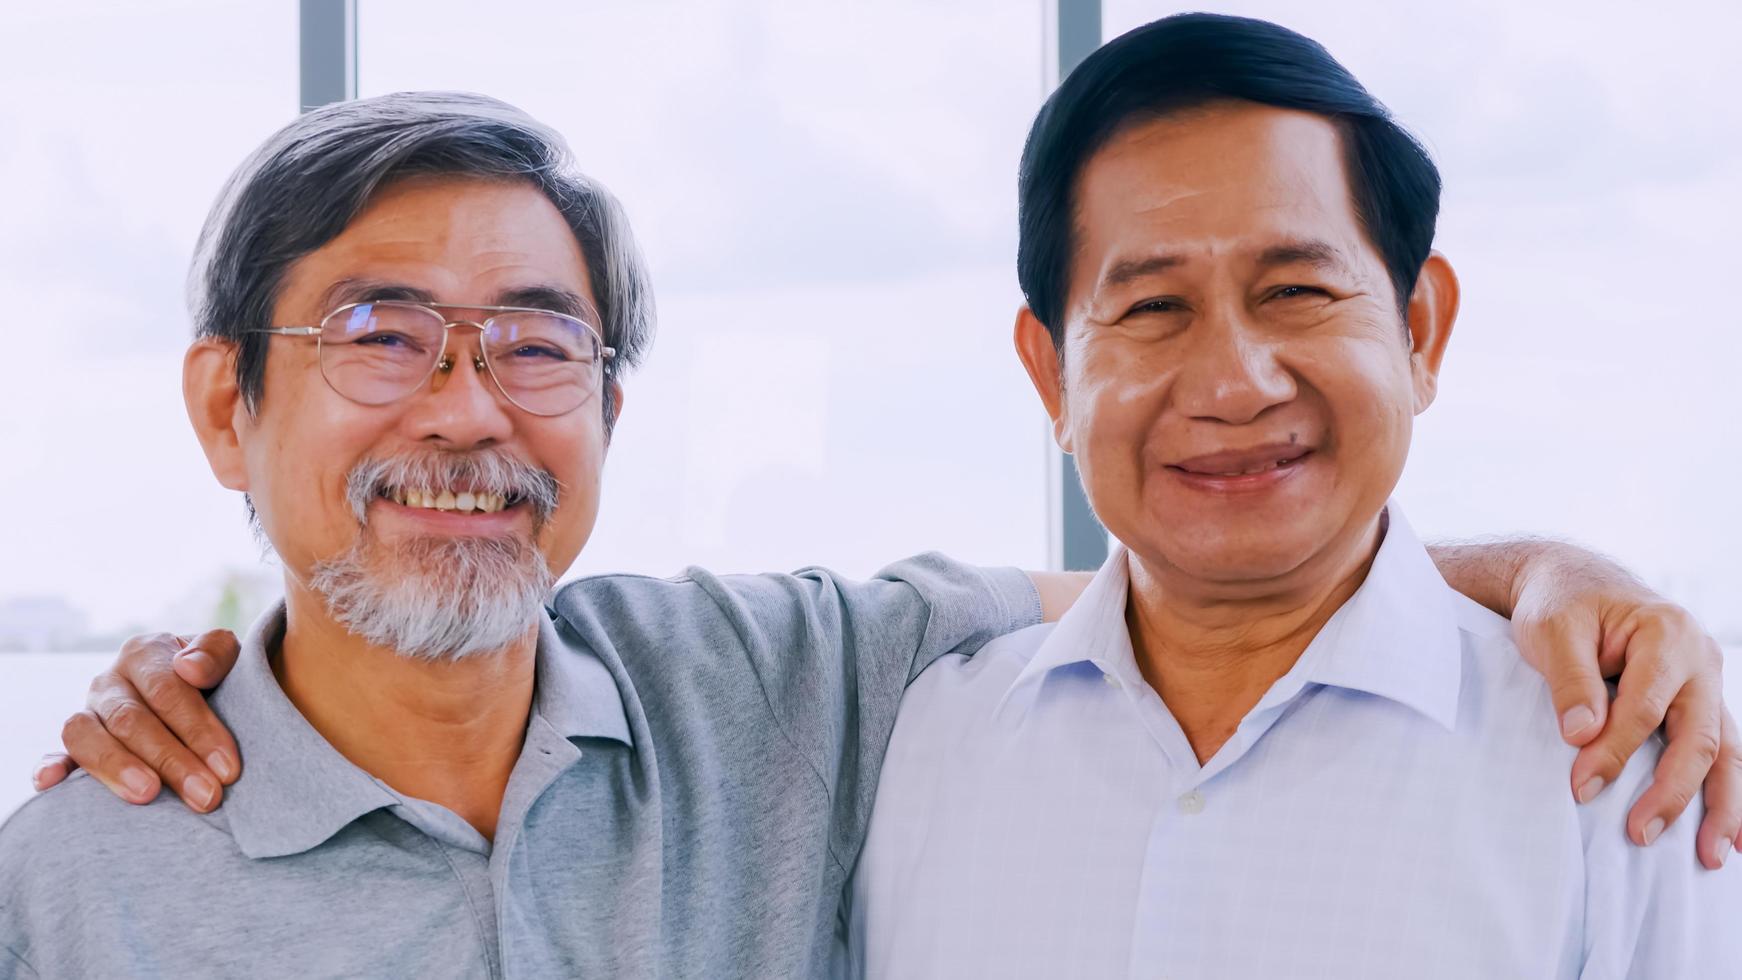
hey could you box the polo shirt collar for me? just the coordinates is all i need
[1003,502,1463,732]
[210,605,399,860]
[533,609,634,746]
[212,602,634,860]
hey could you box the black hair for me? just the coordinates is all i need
[1017,12,1441,342]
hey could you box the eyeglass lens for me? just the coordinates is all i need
[318,303,603,416]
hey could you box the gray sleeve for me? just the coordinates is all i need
[0,945,36,980]
[0,844,38,980]
[688,552,1041,871]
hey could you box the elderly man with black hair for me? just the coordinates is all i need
[845,13,1742,979]
[2,81,1735,978]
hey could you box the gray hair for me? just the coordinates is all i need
[189,91,654,431]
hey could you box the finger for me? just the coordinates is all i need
[1571,642,1685,805]
[30,753,74,792]
[91,682,224,812]
[1514,613,1609,746]
[127,638,241,786]
[171,629,242,690]
[59,710,162,805]
[1697,707,1742,869]
[1624,673,1721,848]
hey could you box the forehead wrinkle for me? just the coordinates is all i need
[1129,186,1208,216]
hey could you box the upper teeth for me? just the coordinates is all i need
[1205,457,1300,477]
[390,489,509,513]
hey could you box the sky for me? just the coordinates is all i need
[2,0,1738,642]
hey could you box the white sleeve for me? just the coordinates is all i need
[1579,743,1742,978]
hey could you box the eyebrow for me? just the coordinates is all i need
[1254,239,1354,275]
[1097,238,1355,292]
[318,278,600,324]
[1100,253,1186,290]
[494,285,600,325]
[318,277,433,311]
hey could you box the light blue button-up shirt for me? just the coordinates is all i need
[847,507,1742,978]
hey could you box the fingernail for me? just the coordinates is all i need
[1717,838,1733,867]
[184,774,217,809]
[122,768,157,801]
[177,650,214,673]
[1643,818,1666,846]
[1576,776,1606,804]
[30,762,52,790]
[207,751,236,783]
[1560,705,1598,738]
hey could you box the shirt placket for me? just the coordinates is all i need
[491,714,585,980]
[1119,683,1302,980]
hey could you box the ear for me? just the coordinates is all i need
[1013,306,1074,453]
[183,340,251,492]
[604,379,625,444]
[1406,251,1460,414]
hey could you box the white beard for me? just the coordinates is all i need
[308,531,553,662]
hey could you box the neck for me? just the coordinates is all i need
[274,584,537,840]
[1126,516,1383,765]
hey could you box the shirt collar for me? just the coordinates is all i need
[211,602,633,860]
[1290,504,1463,731]
[209,605,398,860]
[1004,540,1140,700]
[1003,502,1463,732]
[533,608,634,746]
[1289,504,1463,727]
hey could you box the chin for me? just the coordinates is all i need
[1178,549,1314,587]
[1132,520,1325,587]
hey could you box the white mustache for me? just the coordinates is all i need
[344,451,562,527]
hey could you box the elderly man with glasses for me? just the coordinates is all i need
[2,91,1736,978]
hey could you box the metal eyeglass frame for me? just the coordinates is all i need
[245,300,617,417]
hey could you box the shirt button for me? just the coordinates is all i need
[1178,790,1205,815]
[1103,672,1121,688]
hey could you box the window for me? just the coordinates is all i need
[360,0,1053,582]
[4,1,1735,822]
[1,0,1054,817]
[1,2,298,814]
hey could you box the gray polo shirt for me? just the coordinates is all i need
[0,555,1039,979]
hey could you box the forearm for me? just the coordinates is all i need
[1027,571,1094,623]
[1427,537,1554,618]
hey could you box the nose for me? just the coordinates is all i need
[1170,312,1297,425]
[404,325,515,448]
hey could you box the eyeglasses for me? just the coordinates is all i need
[246,300,616,417]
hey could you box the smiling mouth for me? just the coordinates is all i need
[376,487,524,514]
[1167,446,1315,478]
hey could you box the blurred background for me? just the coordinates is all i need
[2,0,1737,817]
